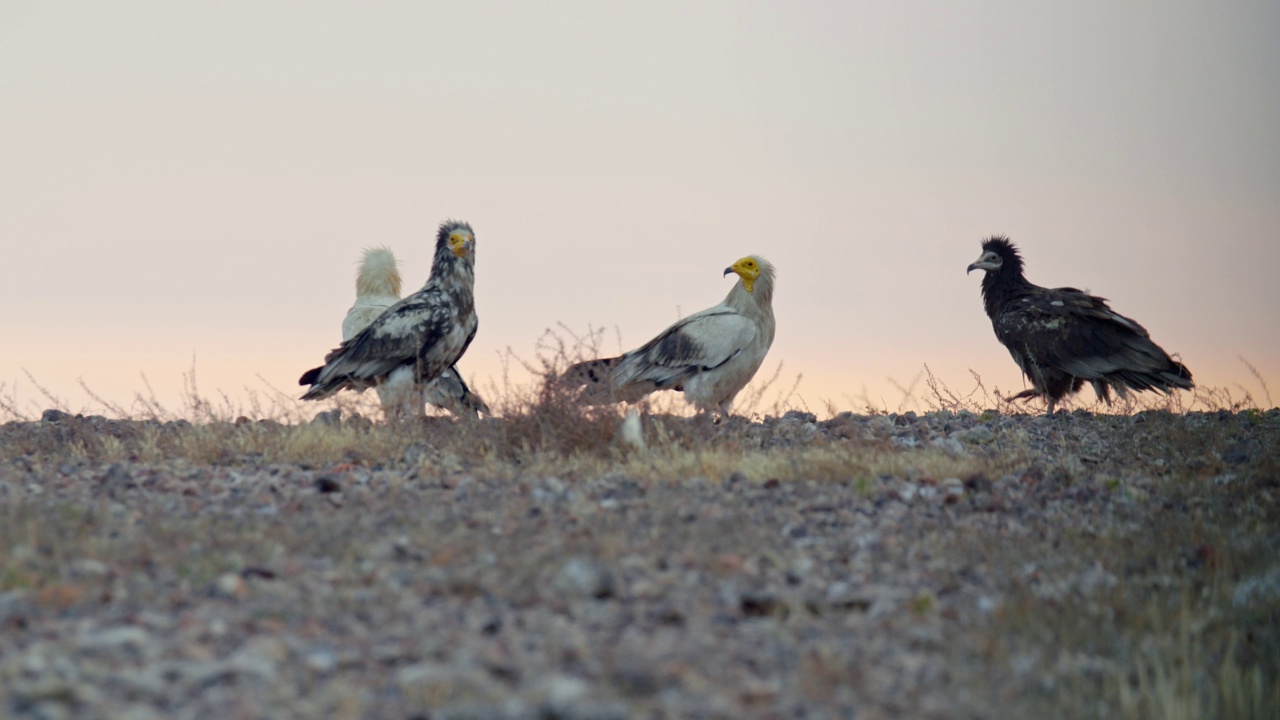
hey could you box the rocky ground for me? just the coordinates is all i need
[1,408,1277,719]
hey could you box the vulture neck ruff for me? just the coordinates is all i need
[424,224,476,298]
[980,253,1034,320]
[725,261,776,318]
[356,247,402,299]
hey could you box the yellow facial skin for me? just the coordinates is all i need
[724,256,761,293]
[448,230,474,258]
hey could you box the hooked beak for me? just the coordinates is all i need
[723,267,733,277]
[966,262,978,274]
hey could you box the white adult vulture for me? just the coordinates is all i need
[339,246,489,419]
[300,220,480,418]
[565,255,777,417]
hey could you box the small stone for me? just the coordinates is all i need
[552,557,615,600]
[537,673,589,708]
[1221,442,1251,465]
[78,626,151,657]
[13,676,81,706]
[739,590,789,619]
[314,475,342,493]
[111,669,169,702]
[616,409,646,450]
[69,558,110,579]
[941,477,965,503]
[964,473,992,493]
[930,437,966,454]
[396,662,505,706]
[889,480,918,503]
[106,705,162,720]
[214,572,248,599]
[311,409,342,426]
[41,409,71,423]
[823,582,872,614]
[532,476,570,503]
[957,425,994,444]
[100,464,136,493]
[1232,567,1280,608]
[304,649,337,674]
[25,699,74,720]
[228,637,287,680]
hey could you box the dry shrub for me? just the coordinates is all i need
[478,326,627,458]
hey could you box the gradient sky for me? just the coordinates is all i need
[2,1,1278,418]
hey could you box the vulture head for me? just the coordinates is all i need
[437,220,476,259]
[966,235,1024,277]
[355,246,402,299]
[724,255,772,294]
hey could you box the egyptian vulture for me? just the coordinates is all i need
[967,236,1193,414]
[300,220,479,417]
[340,246,489,419]
[565,255,776,417]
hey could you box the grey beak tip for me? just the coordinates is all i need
[723,268,733,277]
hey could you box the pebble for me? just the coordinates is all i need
[956,425,995,444]
[930,437,966,454]
[213,573,248,600]
[69,558,110,579]
[552,557,616,600]
[77,626,152,657]
[311,410,342,426]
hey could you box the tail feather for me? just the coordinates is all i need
[1105,358,1193,397]
[300,385,331,401]
[451,371,492,417]
[564,357,622,387]
[299,366,323,387]
[563,357,622,404]
[563,356,663,405]
[1166,360,1194,388]
[423,367,491,418]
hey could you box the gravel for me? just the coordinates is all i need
[1,408,1277,719]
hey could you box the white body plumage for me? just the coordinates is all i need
[567,255,777,417]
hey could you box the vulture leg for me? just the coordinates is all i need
[718,400,734,420]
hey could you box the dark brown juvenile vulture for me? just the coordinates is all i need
[967,236,1192,414]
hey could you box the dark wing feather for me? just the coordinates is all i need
[995,287,1191,396]
[301,288,471,400]
[566,307,757,403]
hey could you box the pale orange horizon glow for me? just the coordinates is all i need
[2,1,1278,420]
